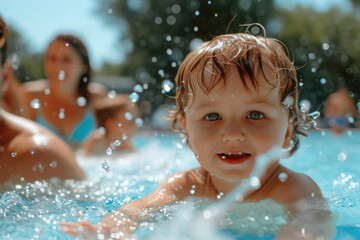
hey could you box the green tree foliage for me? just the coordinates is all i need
[278,6,360,112]
[96,0,278,115]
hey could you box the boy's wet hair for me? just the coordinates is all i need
[0,16,7,66]
[171,24,306,156]
[46,34,91,104]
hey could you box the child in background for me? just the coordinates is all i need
[80,94,138,156]
[62,25,335,239]
[323,86,358,134]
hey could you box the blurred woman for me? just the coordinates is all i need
[0,16,85,183]
[4,34,107,146]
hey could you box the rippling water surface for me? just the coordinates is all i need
[0,130,359,239]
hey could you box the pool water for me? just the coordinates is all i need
[0,130,359,239]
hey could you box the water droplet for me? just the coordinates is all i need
[107,90,117,98]
[195,10,200,16]
[65,43,69,47]
[322,43,329,50]
[11,152,17,157]
[50,161,57,168]
[278,172,288,182]
[190,189,195,194]
[154,17,162,24]
[10,53,20,70]
[337,152,347,162]
[320,78,326,84]
[171,4,181,14]
[162,80,174,92]
[190,38,203,51]
[107,8,113,14]
[98,127,106,135]
[129,92,139,103]
[133,84,143,93]
[308,53,316,60]
[166,48,173,55]
[194,26,199,32]
[125,112,133,120]
[113,140,121,147]
[58,108,65,119]
[58,70,65,80]
[135,118,144,127]
[250,25,260,35]
[214,13,218,17]
[30,99,41,109]
[44,88,51,95]
[106,147,112,155]
[122,134,128,141]
[102,161,110,172]
[76,96,87,107]
[299,99,311,112]
[216,192,224,199]
[250,176,260,188]
[166,16,176,25]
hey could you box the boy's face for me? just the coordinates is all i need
[180,65,292,182]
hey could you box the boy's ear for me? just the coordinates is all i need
[177,114,186,130]
[177,114,193,151]
[282,121,294,150]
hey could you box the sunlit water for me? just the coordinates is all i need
[1,130,359,239]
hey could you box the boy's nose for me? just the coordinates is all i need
[221,123,246,142]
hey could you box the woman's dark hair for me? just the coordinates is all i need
[0,16,7,66]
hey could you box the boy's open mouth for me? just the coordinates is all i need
[217,152,251,164]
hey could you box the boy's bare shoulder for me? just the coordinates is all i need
[270,165,323,205]
[158,167,209,198]
[163,167,207,186]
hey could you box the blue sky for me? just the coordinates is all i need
[0,0,352,70]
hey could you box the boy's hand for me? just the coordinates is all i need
[60,211,137,239]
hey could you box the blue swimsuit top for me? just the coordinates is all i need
[35,108,96,143]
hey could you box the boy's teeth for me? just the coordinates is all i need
[227,152,242,155]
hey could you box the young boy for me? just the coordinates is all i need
[62,26,335,239]
[80,94,138,156]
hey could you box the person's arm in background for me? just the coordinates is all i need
[1,61,32,118]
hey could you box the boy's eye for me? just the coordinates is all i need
[204,113,222,121]
[247,111,264,120]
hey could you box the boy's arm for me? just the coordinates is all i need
[61,169,202,237]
